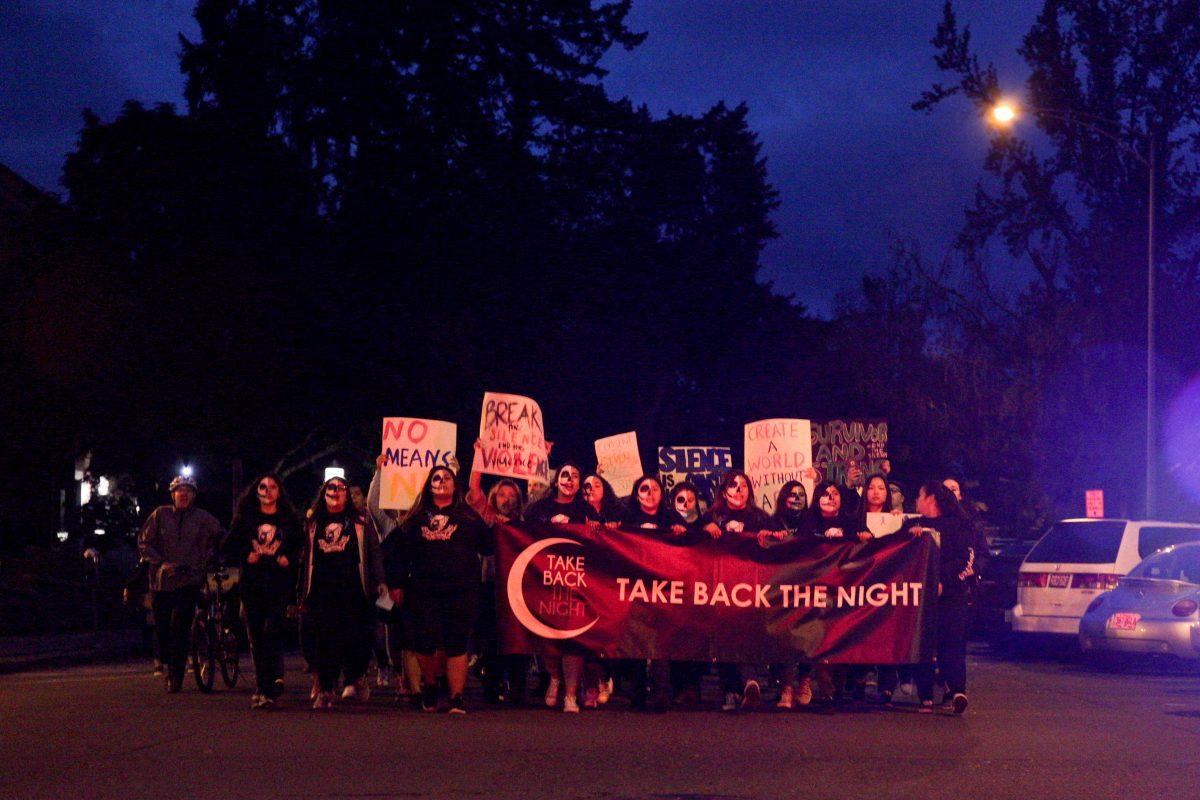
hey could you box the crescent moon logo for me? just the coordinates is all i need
[506,537,599,640]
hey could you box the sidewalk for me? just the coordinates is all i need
[0,628,146,674]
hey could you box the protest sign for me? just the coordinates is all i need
[594,431,642,496]
[811,418,888,485]
[474,392,551,483]
[496,522,937,663]
[866,512,918,537]
[657,445,733,507]
[379,418,458,510]
[744,418,813,513]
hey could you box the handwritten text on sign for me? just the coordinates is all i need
[380,418,458,510]
[744,418,812,513]
[595,432,642,496]
[476,392,550,482]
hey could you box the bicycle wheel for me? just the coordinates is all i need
[220,627,241,688]
[191,619,215,693]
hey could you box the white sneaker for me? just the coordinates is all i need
[563,694,580,713]
[597,677,613,705]
[741,679,761,708]
[796,677,814,706]
[776,685,795,709]
[722,692,741,711]
[375,667,392,688]
[544,676,561,707]
[312,691,334,710]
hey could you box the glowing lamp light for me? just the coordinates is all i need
[93,528,106,536]
[56,531,69,543]
[991,101,1017,125]
[180,465,194,478]
[97,476,110,497]
[324,466,346,482]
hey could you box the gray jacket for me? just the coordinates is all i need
[138,505,224,592]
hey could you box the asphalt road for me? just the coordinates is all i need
[2,645,1198,800]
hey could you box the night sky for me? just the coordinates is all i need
[1,0,1040,315]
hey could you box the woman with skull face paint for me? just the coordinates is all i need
[299,477,388,710]
[521,462,598,712]
[392,466,491,714]
[666,481,708,704]
[700,470,783,711]
[224,473,302,708]
[620,475,688,711]
[582,473,624,527]
[771,481,808,533]
[765,480,812,708]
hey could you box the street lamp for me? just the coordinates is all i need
[988,100,1157,518]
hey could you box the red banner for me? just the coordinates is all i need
[496,523,939,664]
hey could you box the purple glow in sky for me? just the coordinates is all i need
[0,0,1041,314]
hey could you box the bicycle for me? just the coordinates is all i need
[190,564,242,692]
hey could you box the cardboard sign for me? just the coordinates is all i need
[1085,489,1104,519]
[595,432,642,497]
[811,418,888,485]
[379,418,458,510]
[867,512,919,537]
[474,392,551,483]
[744,418,813,513]
[657,445,733,508]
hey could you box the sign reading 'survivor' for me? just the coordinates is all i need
[379,418,458,510]
[475,392,551,484]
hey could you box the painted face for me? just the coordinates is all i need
[674,490,697,520]
[582,476,604,507]
[943,479,962,501]
[724,475,749,510]
[865,477,889,511]
[917,487,938,517]
[171,487,195,510]
[818,485,841,517]
[256,478,280,507]
[785,486,807,511]
[493,484,520,517]
[430,469,455,500]
[637,480,662,513]
[324,480,347,512]
[557,466,580,499]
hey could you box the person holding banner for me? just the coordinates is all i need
[906,480,974,715]
[222,474,301,709]
[700,470,783,711]
[521,462,596,712]
[767,480,810,709]
[851,473,905,704]
[299,477,389,710]
[771,481,808,533]
[669,482,702,529]
[394,466,491,715]
[666,481,707,705]
[582,473,624,527]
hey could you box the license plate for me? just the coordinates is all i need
[1107,612,1140,630]
[1048,573,1071,588]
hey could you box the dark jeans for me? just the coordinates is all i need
[718,662,760,695]
[916,592,970,701]
[242,585,288,697]
[152,586,200,682]
[308,589,374,693]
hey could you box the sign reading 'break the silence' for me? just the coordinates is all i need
[474,391,551,484]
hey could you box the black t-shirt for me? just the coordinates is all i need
[310,512,361,597]
[697,505,777,535]
[523,496,596,525]
[395,504,491,592]
[621,505,682,533]
[802,512,859,541]
[905,515,974,594]
[224,508,301,590]
[772,509,807,534]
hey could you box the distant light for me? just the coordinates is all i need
[80,482,92,505]
[97,476,110,497]
[324,467,346,482]
[991,101,1017,125]
[56,531,69,543]
[181,465,194,478]
[93,528,106,536]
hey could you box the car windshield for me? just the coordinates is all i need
[1128,548,1200,583]
[1025,521,1125,564]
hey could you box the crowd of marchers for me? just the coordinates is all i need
[138,444,985,716]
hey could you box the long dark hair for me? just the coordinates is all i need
[403,466,475,525]
[583,473,623,517]
[918,480,967,519]
[856,473,891,525]
[707,470,760,514]
[307,476,355,521]
[630,474,667,514]
[806,479,847,525]
[233,472,298,525]
[774,480,807,515]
